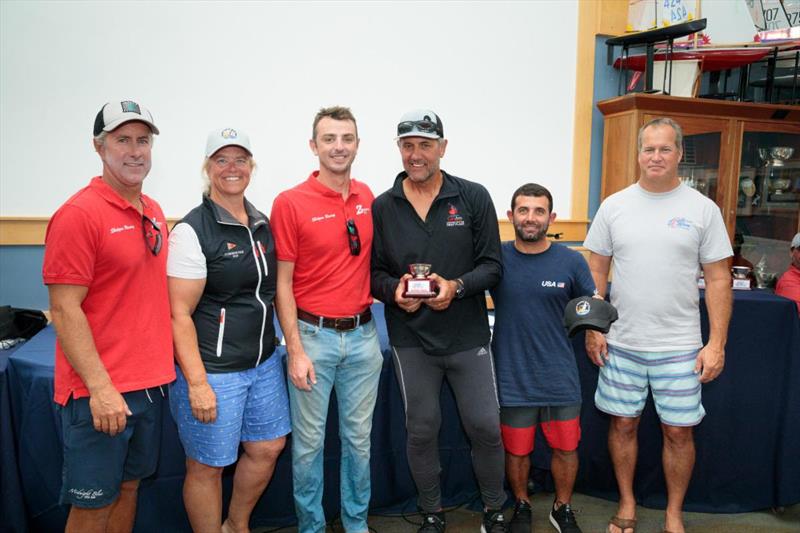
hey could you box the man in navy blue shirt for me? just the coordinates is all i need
[491,184,596,533]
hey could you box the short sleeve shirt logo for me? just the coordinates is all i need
[110,224,135,234]
[667,217,692,230]
[446,203,464,227]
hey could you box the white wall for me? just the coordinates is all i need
[0,1,578,219]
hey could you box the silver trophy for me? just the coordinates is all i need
[403,263,438,298]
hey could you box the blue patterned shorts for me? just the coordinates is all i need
[169,353,291,466]
[594,344,705,427]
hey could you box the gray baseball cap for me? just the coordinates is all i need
[396,109,444,139]
[93,100,159,135]
[205,127,253,157]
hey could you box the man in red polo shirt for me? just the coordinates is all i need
[776,233,800,316]
[42,100,175,533]
[271,106,383,533]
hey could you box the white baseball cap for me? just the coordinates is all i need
[791,232,800,249]
[396,109,444,139]
[93,100,159,135]
[205,127,253,157]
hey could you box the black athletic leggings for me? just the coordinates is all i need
[392,343,506,512]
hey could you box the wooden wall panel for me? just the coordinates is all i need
[601,113,639,198]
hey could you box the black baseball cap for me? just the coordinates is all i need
[563,296,619,338]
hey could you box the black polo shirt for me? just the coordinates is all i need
[371,171,502,355]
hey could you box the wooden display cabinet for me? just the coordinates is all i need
[597,94,800,274]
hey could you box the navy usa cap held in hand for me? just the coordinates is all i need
[563,296,619,338]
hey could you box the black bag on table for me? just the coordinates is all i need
[0,305,48,341]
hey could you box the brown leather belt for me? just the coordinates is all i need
[296,308,372,331]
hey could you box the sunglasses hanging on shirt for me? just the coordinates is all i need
[346,218,361,256]
[142,214,162,256]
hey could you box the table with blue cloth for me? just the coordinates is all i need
[575,289,800,512]
[0,342,29,533]
[1,292,799,531]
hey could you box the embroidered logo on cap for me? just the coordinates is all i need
[120,101,141,115]
[576,300,591,316]
[221,128,238,139]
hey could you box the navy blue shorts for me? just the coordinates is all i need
[59,387,164,508]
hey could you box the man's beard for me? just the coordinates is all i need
[514,221,548,242]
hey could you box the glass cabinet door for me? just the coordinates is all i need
[735,128,800,285]
[678,132,721,203]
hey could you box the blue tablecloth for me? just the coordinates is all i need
[1,344,28,533]
[1,292,799,531]
[575,289,800,512]
[1,306,481,532]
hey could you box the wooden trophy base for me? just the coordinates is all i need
[403,277,438,298]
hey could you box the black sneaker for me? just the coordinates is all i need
[481,508,508,533]
[418,511,446,532]
[549,501,582,533]
[509,500,532,533]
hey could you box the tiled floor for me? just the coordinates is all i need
[255,491,800,532]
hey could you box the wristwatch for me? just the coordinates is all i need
[455,278,466,299]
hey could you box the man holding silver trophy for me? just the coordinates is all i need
[371,110,506,533]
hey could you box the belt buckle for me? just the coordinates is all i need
[333,317,356,331]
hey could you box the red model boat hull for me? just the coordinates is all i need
[614,48,772,72]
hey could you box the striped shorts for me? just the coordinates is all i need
[594,344,705,427]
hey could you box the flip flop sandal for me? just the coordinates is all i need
[607,515,637,533]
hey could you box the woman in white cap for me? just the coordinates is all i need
[167,128,290,532]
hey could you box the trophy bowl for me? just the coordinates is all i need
[769,178,792,194]
[754,270,777,289]
[410,263,432,278]
[758,147,771,165]
[731,266,751,279]
[769,146,794,166]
